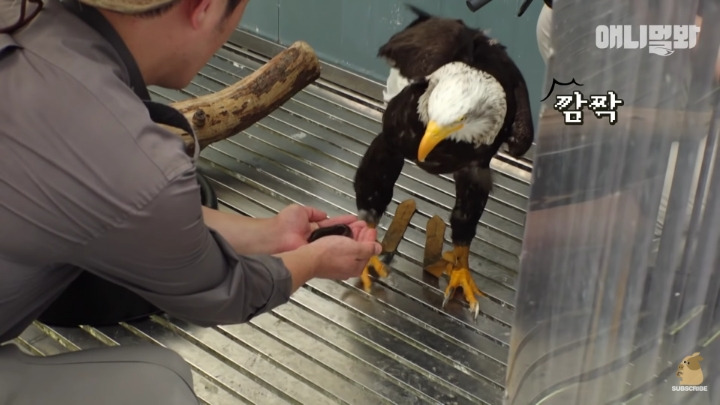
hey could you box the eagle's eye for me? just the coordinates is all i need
[458,116,467,123]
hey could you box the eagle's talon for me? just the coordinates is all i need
[430,246,486,317]
[448,265,485,313]
[470,301,480,320]
[360,268,373,293]
[360,255,388,292]
[442,287,455,308]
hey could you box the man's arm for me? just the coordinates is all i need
[72,165,379,325]
[73,167,300,325]
[201,207,284,255]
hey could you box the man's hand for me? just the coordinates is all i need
[273,204,372,252]
[272,205,381,292]
[305,230,381,280]
[202,204,376,256]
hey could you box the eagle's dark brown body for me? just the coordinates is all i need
[355,6,533,234]
[353,6,533,315]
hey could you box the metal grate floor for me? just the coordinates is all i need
[15,40,532,405]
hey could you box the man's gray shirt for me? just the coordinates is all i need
[0,0,292,342]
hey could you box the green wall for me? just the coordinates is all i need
[239,0,547,123]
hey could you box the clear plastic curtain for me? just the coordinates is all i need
[505,0,720,404]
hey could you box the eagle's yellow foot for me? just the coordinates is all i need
[428,246,486,319]
[444,265,485,319]
[360,255,388,292]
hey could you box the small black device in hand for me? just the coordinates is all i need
[307,224,353,242]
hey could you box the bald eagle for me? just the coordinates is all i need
[353,6,533,318]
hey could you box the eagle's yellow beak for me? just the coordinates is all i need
[418,120,463,162]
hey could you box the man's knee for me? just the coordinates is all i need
[132,358,198,405]
[79,345,194,389]
[77,346,197,405]
[0,344,197,405]
[149,347,195,390]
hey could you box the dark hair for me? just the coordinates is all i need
[224,0,244,18]
[135,0,181,18]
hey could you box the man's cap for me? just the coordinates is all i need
[79,0,178,14]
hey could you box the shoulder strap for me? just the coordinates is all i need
[61,0,199,159]
[61,0,149,100]
[144,100,199,160]
[1,0,42,58]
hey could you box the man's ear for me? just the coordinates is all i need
[188,0,214,30]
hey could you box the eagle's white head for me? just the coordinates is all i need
[417,62,507,162]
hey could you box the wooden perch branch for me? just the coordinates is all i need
[168,41,321,153]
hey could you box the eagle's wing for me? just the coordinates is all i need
[378,6,474,80]
[505,63,535,158]
[383,68,411,104]
[465,31,534,158]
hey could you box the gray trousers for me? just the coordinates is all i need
[0,343,198,404]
